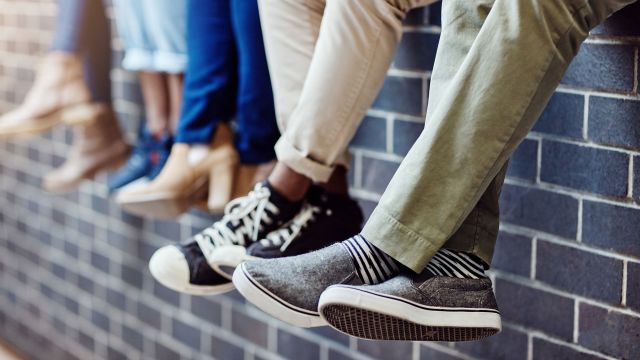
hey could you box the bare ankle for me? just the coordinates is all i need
[267,162,312,202]
[317,166,349,196]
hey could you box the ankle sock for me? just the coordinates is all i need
[425,249,487,279]
[342,235,400,285]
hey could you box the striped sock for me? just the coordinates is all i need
[425,249,487,279]
[342,235,400,285]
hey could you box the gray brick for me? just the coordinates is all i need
[357,340,413,360]
[90,251,110,273]
[360,157,399,194]
[533,338,604,360]
[172,319,200,350]
[153,219,182,240]
[393,119,423,156]
[579,303,640,359]
[210,334,243,360]
[562,43,635,93]
[491,232,532,277]
[153,281,180,306]
[190,297,222,325]
[277,330,320,360]
[107,346,127,360]
[536,240,623,305]
[329,349,361,360]
[508,139,538,182]
[122,324,144,351]
[231,309,268,347]
[155,342,180,360]
[352,115,387,152]
[627,261,640,312]
[588,96,640,150]
[534,92,584,139]
[91,309,110,332]
[582,201,640,257]
[420,346,465,360]
[106,288,127,311]
[541,140,628,197]
[636,156,640,202]
[121,263,143,288]
[394,31,439,71]
[137,302,162,328]
[495,278,574,340]
[307,326,350,346]
[500,184,579,239]
[372,76,424,116]
[455,327,528,360]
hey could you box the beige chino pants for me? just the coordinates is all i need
[362,0,637,272]
[258,0,439,182]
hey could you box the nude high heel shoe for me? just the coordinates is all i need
[116,123,238,219]
[0,52,102,138]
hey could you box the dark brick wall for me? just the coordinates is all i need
[0,1,639,359]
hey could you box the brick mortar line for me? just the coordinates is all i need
[503,321,619,360]
[2,265,200,359]
[556,85,640,99]
[493,268,640,318]
[528,131,640,156]
[0,276,139,360]
[504,177,640,211]
[500,223,640,264]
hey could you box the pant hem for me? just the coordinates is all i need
[275,137,334,182]
[362,206,445,272]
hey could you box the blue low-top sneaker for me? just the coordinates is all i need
[107,127,172,193]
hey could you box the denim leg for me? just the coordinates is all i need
[51,0,111,103]
[175,0,237,145]
[231,0,279,164]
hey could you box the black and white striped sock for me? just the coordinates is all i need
[342,235,400,285]
[425,249,487,279]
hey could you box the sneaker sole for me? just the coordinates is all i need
[0,103,99,139]
[232,263,326,328]
[116,176,209,219]
[318,286,501,341]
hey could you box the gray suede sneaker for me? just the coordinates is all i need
[232,243,363,327]
[318,271,502,341]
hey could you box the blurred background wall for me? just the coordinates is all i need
[0,1,639,359]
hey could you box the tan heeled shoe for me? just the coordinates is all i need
[116,123,238,219]
[43,105,130,192]
[206,159,277,213]
[0,52,102,138]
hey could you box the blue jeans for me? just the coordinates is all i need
[176,0,278,164]
[112,0,188,73]
[50,0,111,103]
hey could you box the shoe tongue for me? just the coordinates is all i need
[304,185,327,205]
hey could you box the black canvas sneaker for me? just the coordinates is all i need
[247,186,363,259]
[318,271,502,341]
[149,182,301,293]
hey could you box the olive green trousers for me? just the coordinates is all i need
[363,0,636,272]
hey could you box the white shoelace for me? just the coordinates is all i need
[195,184,279,257]
[259,203,328,251]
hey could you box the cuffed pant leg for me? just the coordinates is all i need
[363,0,635,272]
[274,0,437,182]
[175,0,237,145]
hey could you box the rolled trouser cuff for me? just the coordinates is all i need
[362,206,445,273]
[363,205,496,272]
[275,136,342,183]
